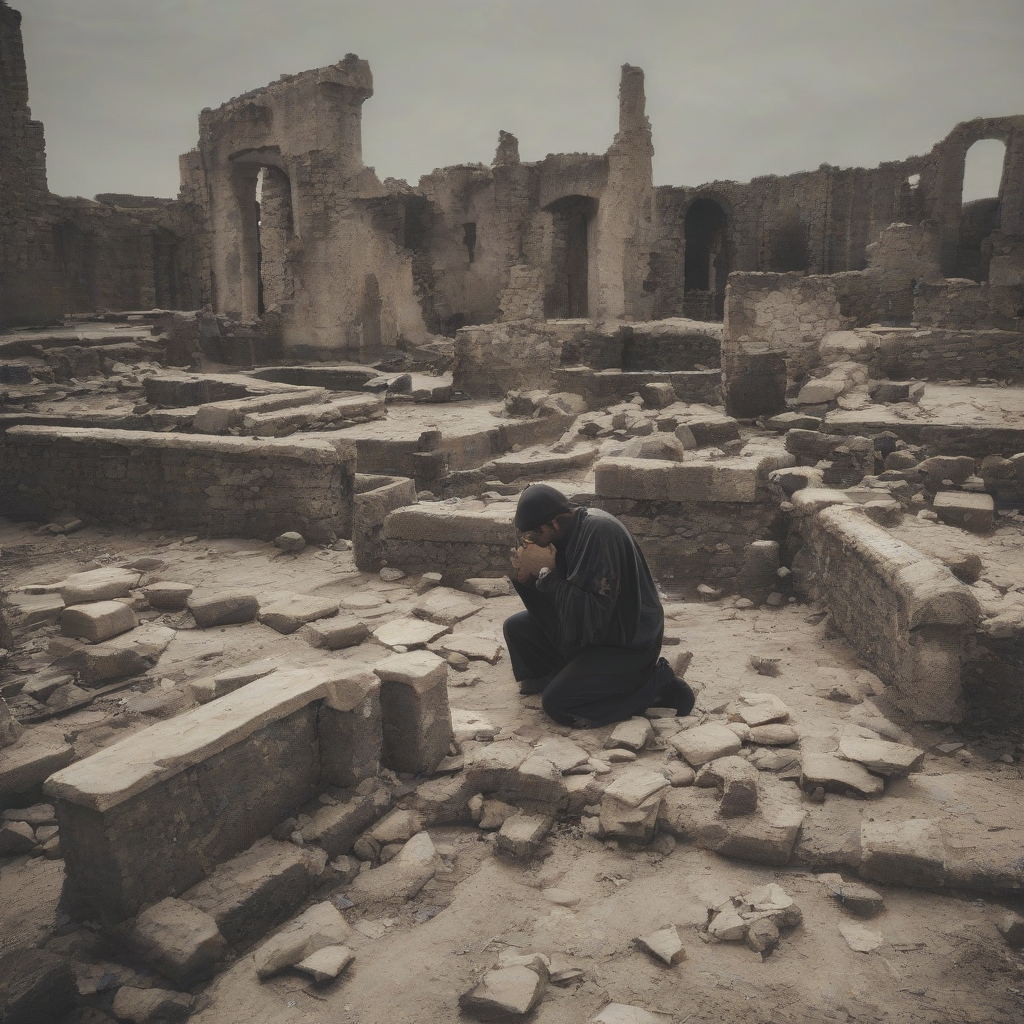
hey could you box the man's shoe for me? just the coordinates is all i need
[518,674,552,696]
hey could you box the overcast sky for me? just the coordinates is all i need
[19,0,1024,203]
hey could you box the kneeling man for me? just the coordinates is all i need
[503,483,694,728]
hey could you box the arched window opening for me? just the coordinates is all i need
[962,139,1006,204]
[683,198,729,320]
[956,139,1006,281]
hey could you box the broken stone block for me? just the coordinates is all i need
[319,668,383,788]
[294,944,355,983]
[837,733,924,777]
[459,961,547,1019]
[57,623,175,685]
[301,785,391,857]
[1,803,56,827]
[348,831,438,902]
[60,567,140,606]
[412,587,482,627]
[354,808,423,861]
[838,920,883,952]
[187,591,259,628]
[746,917,780,954]
[859,819,945,888]
[916,455,975,488]
[60,600,138,643]
[463,577,514,599]
[695,755,759,817]
[997,912,1024,948]
[259,593,339,634]
[408,774,475,827]
[182,838,324,947]
[434,632,504,664]
[599,768,669,842]
[478,798,518,831]
[740,882,802,928]
[670,723,742,768]
[748,724,798,746]
[604,716,653,752]
[532,736,590,774]
[110,985,192,1023]
[640,382,677,409]
[821,876,885,917]
[665,763,695,787]
[374,651,453,775]
[0,948,77,1024]
[190,657,280,703]
[254,901,353,979]
[495,813,553,860]
[590,1005,662,1024]
[373,617,450,650]
[300,616,370,651]
[464,742,532,793]
[728,691,791,727]
[130,898,227,985]
[274,531,306,553]
[933,491,994,533]
[0,819,36,854]
[800,753,884,797]
[142,582,194,611]
[708,905,747,941]
[451,708,497,745]
[634,924,686,965]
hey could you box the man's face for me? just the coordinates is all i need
[520,519,560,547]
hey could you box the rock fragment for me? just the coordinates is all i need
[130,898,227,985]
[634,924,687,965]
[605,717,653,752]
[294,944,355,983]
[254,902,352,979]
[60,600,137,643]
[187,591,259,628]
[670,723,742,767]
[459,960,547,1019]
[495,813,553,861]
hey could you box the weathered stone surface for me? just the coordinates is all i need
[60,567,140,606]
[130,898,227,985]
[670,723,742,767]
[605,717,653,752]
[591,1005,662,1024]
[300,615,370,650]
[695,755,759,817]
[111,985,192,1023]
[259,593,338,634]
[348,831,438,902]
[274,531,306,553]
[0,727,75,802]
[254,902,353,979]
[374,652,453,775]
[599,768,669,841]
[190,658,281,703]
[838,920,883,952]
[355,808,423,860]
[728,691,791,727]
[820,875,885,917]
[532,736,590,774]
[463,577,514,599]
[748,724,799,746]
[746,917,780,954]
[634,924,686,965]
[1,803,56,826]
[183,838,323,947]
[460,963,547,1019]
[837,733,925,777]
[464,742,532,793]
[0,819,36,854]
[932,491,994,533]
[433,632,504,664]
[301,784,391,856]
[143,582,193,611]
[188,591,259,628]
[60,600,138,643]
[412,587,482,627]
[0,948,77,1024]
[708,906,747,941]
[800,753,884,797]
[294,944,355,983]
[373,617,450,649]
[859,819,945,888]
[495,813,553,860]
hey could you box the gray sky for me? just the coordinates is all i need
[20,0,1024,203]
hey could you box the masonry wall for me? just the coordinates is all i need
[0,427,355,540]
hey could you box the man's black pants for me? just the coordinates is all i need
[502,609,664,728]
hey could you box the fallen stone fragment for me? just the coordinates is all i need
[294,944,355,983]
[695,755,759,817]
[495,813,553,861]
[838,920,883,953]
[728,691,791,727]
[997,912,1024,948]
[143,582,194,611]
[463,577,514,598]
[533,736,590,774]
[932,491,994,533]
[60,567,140,606]
[479,799,519,831]
[748,723,799,746]
[634,924,687,965]
[1,803,56,826]
[413,587,482,627]
[188,591,259,628]
[708,906,747,941]
[820,876,885,917]
[746,917,779,954]
[605,716,653,753]
[374,617,450,649]
[859,819,945,888]
[130,898,227,985]
[111,985,193,1023]
[800,753,884,797]
[451,708,497,744]
[274,532,306,553]
[0,948,78,1024]
[590,1005,662,1024]
[300,616,370,650]
[254,902,353,979]
[550,967,584,985]
[348,832,439,902]
[837,733,925,777]
[670,723,742,768]
[607,749,636,763]
[665,763,695,787]
[543,888,580,907]
[459,962,547,1019]
[740,882,802,928]
[259,593,339,634]
[60,600,138,643]
[380,567,406,582]
[434,632,503,664]
[600,768,669,841]
[0,819,36,854]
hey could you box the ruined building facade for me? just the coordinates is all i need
[1,0,1022,352]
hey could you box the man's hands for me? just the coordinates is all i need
[509,546,532,584]
[513,541,557,578]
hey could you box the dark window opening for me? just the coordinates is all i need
[768,212,810,274]
[683,198,729,319]
[463,222,477,264]
[545,195,596,319]
[152,228,181,309]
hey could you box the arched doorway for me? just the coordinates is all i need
[151,228,181,309]
[956,138,1007,281]
[684,198,729,320]
[545,195,597,319]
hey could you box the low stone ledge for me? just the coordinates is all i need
[383,503,516,546]
[353,475,418,573]
[192,387,328,433]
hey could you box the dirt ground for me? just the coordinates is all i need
[2,518,1024,1024]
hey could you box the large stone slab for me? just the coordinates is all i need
[259,593,338,634]
[859,819,946,888]
[188,591,260,628]
[348,831,439,902]
[253,902,352,979]
[60,600,138,643]
[60,567,141,606]
[412,588,483,627]
[0,727,75,804]
[670,723,742,767]
[837,732,925,777]
[373,617,450,650]
[129,898,227,985]
[800,753,884,797]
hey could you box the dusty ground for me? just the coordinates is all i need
[2,518,1024,1024]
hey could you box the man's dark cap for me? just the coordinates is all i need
[514,483,573,532]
